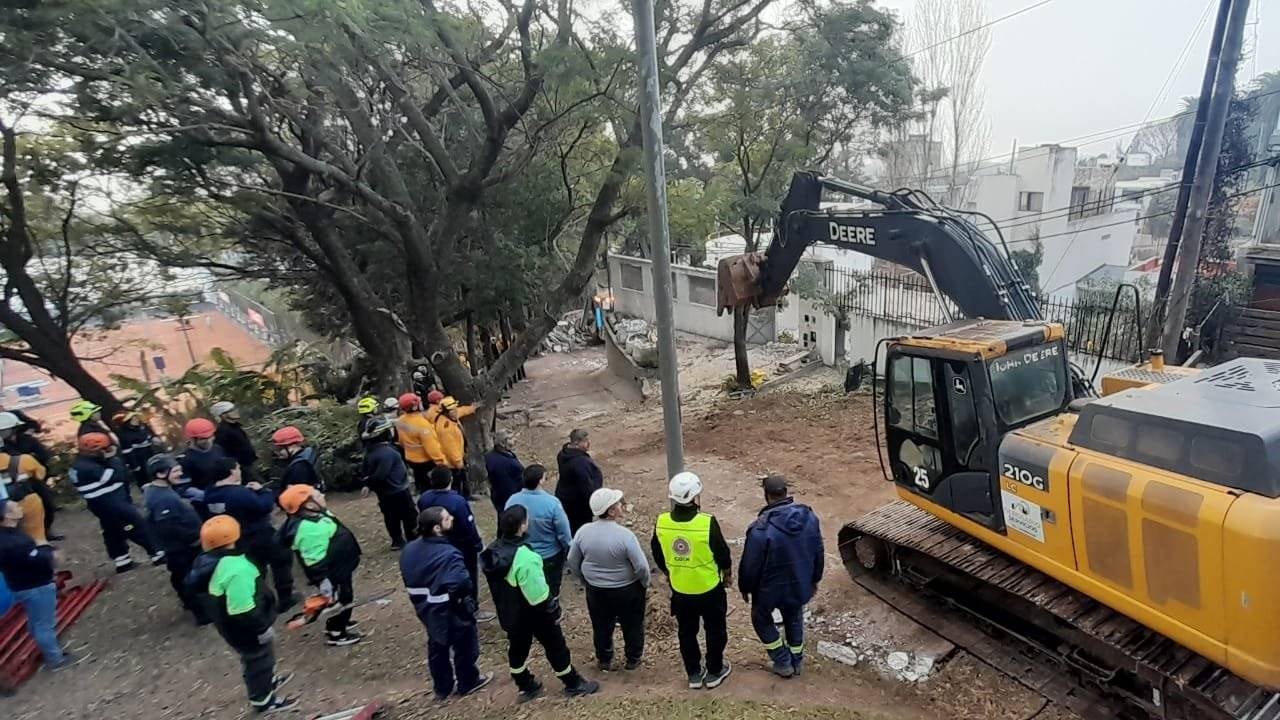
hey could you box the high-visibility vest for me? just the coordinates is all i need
[655,511,720,595]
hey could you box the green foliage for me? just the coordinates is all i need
[1010,238,1043,296]
[245,402,364,491]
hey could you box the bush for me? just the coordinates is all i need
[245,402,365,491]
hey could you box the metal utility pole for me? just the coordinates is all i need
[1145,0,1234,350]
[631,0,684,477]
[1162,0,1252,357]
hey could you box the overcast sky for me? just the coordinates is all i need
[878,0,1280,160]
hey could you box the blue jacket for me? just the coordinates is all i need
[143,484,202,554]
[204,483,277,541]
[738,497,824,608]
[400,535,475,637]
[504,488,572,559]
[117,423,159,477]
[180,445,229,490]
[281,446,323,490]
[484,448,523,513]
[361,442,410,495]
[69,455,130,507]
[418,489,482,558]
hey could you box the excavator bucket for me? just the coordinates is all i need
[716,252,774,315]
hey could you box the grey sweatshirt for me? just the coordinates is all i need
[567,519,652,589]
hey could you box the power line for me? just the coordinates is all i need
[1136,0,1216,134]
[902,0,1054,59]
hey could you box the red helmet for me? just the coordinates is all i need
[398,393,422,411]
[426,390,444,405]
[272,425,305,446]
[78,432,113,453]
[184,418,216,440]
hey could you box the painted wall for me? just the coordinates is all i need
[607,254,776,343]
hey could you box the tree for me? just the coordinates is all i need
[697,0,915,388]
[1010,237,1043,297]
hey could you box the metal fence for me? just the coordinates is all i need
[209,287,358,365]
[823,267,1142,363]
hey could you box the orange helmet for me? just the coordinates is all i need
[426,390,444,405]
[271,425,304,447]
[278,484,316,514]
[184,418,216,440]
[200,515,241,551]
[398,393,422,411]
[78,432,113,453]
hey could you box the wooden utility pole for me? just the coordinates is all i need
[1161,0,1252,358]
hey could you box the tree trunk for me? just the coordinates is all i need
[733,305,752,389]
[465,311,480,377]
[462,405,495,499]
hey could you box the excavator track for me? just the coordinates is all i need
[840,501,1280,720]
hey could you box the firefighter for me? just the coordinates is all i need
[70,433,164,573]
[481,504,599,702]
[396,393,444,493]
[114,410,160,489]
[651,472,733,690]
[143,454,208,623]
[277,484,363,647]
[180,418,229,495]
[272,426,323,490]
[187,516,298,714]
[400,506,490,700]
[204,457,297,611]
[355,396,381,449]
[434,397,475,498]
[360,416,418,549]
[71,400,116,442]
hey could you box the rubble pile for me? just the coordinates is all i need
[609,315,659,368]
[810,606,953,684]
[540,310,594,353]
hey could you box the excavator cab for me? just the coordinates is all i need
[882,319,1072,531]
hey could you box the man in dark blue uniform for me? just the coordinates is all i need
[203,457,297,609]
[418,467,483,603]
[69,433,163,572]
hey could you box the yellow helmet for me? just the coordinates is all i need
[70,400,102,423]
[356,396,379,415]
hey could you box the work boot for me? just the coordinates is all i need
[513,669,543,703]
[559,668,600,697]
[769,646,795,678]
[791,651,804,677]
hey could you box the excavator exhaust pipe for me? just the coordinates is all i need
[716,252,784,316]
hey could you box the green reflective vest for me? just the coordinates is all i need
[655,511,720,595]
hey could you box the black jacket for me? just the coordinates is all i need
[187,549,276,652]
[484,448,523,513]
[180,445,230,490]
[277,512,362,585]
[215,421,258,470]
[116,422,159,476]
[554,445,603,532]
[4,433,49,468]
[280,447,323,490]
[143,484,202,555]
[0,526,55,591]
[203,483,277,542]
[480,537,557,634]
[361,442,409,495]
[650,503,733,584]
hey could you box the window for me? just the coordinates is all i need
[1069,186,1090,221]
[1018,191,1045,212]
[671,272,678,299]
[888,355,938,440]
[688,276,716,306]
[945,363,981,465]
[987,342,1067,427]
[620,263,644,291]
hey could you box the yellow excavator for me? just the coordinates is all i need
[717,172,1280,720]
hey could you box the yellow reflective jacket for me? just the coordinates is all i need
[396,412,445,465]
[434,406,475,469]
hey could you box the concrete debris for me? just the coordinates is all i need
[817,641,860,667]
[540,311,593,354]
[816,605,954,685]
[886,652,911,671]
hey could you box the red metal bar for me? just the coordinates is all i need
[0,577,109,692]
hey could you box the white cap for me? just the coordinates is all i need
[210,401,236,418]
[668,471,703,504]
[589,487,624,517]
[0,412,21,431]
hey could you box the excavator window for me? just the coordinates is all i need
[987,342,1068,428]
[889,355,938,440]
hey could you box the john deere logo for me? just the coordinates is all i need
[672,537,692,559]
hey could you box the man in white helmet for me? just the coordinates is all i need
[650,471,733,690]
[211,401,259,482]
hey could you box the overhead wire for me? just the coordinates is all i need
[901,0,1054,59]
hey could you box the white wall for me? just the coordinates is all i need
[607,254,775,343]
[1039,209,1140,300]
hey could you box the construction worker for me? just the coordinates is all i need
[481,504,599,702]
[204,457,297,610]
[434,396,475,498]
[0,412,49,545]
[272,426,322,490]
[396,393,444,493]
[556,428,604,536]
[418,466,483,604]
[277,484,364,647]
[0,498,78,669]
[212,401,260,482]
[180,417,229,494]
[505,464,572,599]
[143,454,208,623]
[568,488,650,671]
[71,400,116,442]
[70,432,164,573]
[484,429,524,516]
[355,396,380,448]
[738,474,824,678]
[651,472,733,690]
[114,410,160,489]
[401,506,490,700]
[359,416,417,549]
[187,515,297,714]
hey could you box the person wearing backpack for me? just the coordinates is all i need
[277,484,364,647]
[0,412,50,545]
[272,426,323,490]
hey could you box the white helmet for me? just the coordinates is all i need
[210,401,236,419]
[668,471,703,504]
[383,397,399,411]
[0,412,20,431]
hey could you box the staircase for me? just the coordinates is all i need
[1223,307,1280,360]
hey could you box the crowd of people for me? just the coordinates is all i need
[0,386,828,716]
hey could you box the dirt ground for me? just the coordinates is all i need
[6,344,1072,720]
